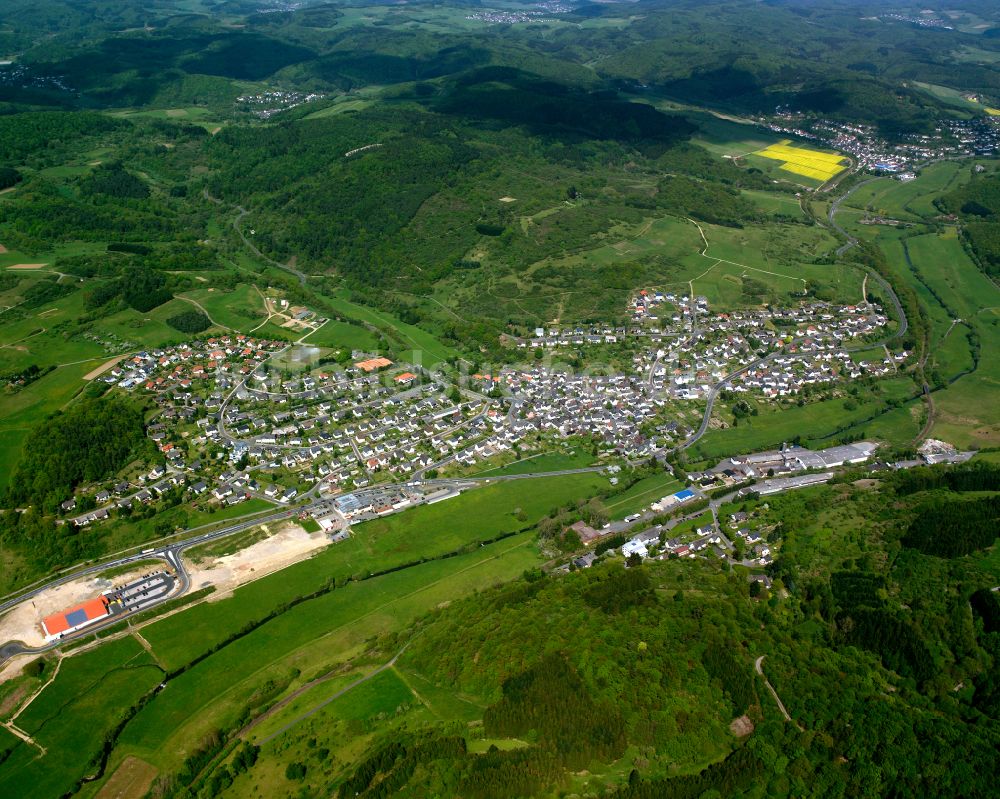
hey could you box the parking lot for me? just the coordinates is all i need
[106,571,177,616]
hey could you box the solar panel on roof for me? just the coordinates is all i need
[65,609,88,627]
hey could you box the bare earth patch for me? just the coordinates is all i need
[0,243,7,253]
[729,715,755,736]
[7,263,46,270]
[0,563,160,649]
[95,756,159,799]
[184,523,330,598]
[0,683,30,718]
[83,354,129,381]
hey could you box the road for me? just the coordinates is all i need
[827,177,908,344]
[755,655,802,729]
[0,505,297,663]
[203,189,308,286]
[668,346,787,455]
[670,175,913,458]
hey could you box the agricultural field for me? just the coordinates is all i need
[140,473,607,669]
[688,112,784,159]
[836,163,1000,450]
[843,162,969,220]
[900,232,1000,448]
[0,637,164,799]
[0,469,638,796]
[748,140,849,184]
[298,319,379,352]
[475,448,598,477]
[115,534,542,772]
[911,82,987,116]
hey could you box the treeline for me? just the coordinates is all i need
[655,175,763,228]
[206,109,478,288]
[79,162,149,199]
[893,462,1000,495]
[702,643,756,715]
[851,240,925,353]
[0,179,178,243]
[0,167,22,190]
[941,170,1000,277]
[20,278,75,309]
[337,737,467,799]
[88,265,172,312]
[4,395,148,510]
[584,563,656,613]
[837,607,935,682]
[902,496,1000,557]
[436,68,695,145]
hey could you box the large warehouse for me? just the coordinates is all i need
[42,596,111,640]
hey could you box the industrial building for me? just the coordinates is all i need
[42,597,111,640]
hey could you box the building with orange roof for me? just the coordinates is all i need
[355,357,393,372]
[394,372,416,384]
[42,596,111,640]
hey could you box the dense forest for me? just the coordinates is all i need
[4,395,148,510]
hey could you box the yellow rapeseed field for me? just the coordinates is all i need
[754,140,848,182]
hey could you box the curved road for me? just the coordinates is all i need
[0,465,607,665]
[755,655,802,730]
[0,505,298,663]
[203,189,308,286]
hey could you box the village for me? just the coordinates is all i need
[762,110,1000,174]
[57,285,907,537]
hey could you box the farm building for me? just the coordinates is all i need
[42,596,111,640]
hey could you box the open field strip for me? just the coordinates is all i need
[604,473,684,519]
[137,474,605,669]
[685,217,808,291]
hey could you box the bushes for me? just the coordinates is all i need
[893,462,1000,495]
[20,279,75,309]
[837,608,934,682]
[0,167,22,190]
[584,564,655,613]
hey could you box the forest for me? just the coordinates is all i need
[4,395,149,511]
